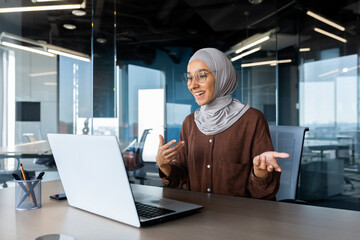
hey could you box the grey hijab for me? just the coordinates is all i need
[189,48,250,135]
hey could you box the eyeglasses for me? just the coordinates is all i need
[184,69,214,85]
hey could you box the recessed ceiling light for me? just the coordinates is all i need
[314,27,347,43]
[32,0,67,2]
[0,4,82,13]
[63,24,76,30]
[249,0,263,5]
[96,38,107,44]
[299,48,311,52]
[307,11,345,31]
[72,9,86,16]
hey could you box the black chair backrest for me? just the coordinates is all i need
[135,129,152,166]
[269,125,309,201]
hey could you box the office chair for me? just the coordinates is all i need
[123,129,152,184]
[0,158,21,188]
[23,133,55,168]
[269,125,309,201]
[23,133,37,142]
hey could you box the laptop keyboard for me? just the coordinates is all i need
[135,201,175,219]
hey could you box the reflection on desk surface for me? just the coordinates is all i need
[0,140,51,155]
[305,138,349,146]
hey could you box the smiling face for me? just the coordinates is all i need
[187,59,216,106]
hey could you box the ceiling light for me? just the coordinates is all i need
[318,69,339,78]
[307,11,345,31]
[29,71,57,77]
[72,9,86,16]
[96,38,107,44]
[0,2,85,13]
[0,41,55,57]
[299,48,311,52]
[225,29,275,56]
[235,36,270,54]
[241,59,292,68]
[1,32,90,62]
[269,59,292,66]
[48,49,90,62]
[231,47,261,62]
[342,65,360,73]
[344,65,360,72]
[314,27,347,43]
[32,0,66,2]
[249,0,263,4]
[44,82,57,86]
[63,24,76,30]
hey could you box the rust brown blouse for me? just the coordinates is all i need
[159,107,280,200]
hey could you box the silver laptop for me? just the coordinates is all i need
[47,134,202,227]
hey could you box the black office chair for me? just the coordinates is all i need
[123,129,151,183]
[269,125,309,201]
[0,158,21,188]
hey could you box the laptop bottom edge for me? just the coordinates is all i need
[140,207,203,227]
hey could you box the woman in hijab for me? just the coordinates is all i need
[156,48,289,200]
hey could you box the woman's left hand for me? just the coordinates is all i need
[253,151,290,179]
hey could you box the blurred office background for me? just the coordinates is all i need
[0,0,360,211]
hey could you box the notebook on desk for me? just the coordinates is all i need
[47,134,202,227]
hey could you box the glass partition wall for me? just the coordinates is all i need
[0,0,93,143]
[115,0,360,210]
[0,0,93,185]
[297,5,360,209]
[1,0,360,211]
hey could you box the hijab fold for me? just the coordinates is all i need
[189,48,250,135]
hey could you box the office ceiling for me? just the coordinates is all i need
[0,0,359,64]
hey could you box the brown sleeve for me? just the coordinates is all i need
[158,118,189,189]
[247,112,280,200]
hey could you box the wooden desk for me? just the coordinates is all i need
[1,181,360,240]
[307,144,349,160]
[0,140,51,154]
[0,140,52,159]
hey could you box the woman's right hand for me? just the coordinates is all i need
[156,135,185,177]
